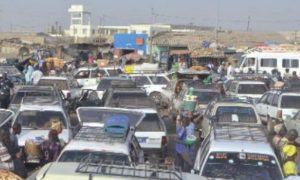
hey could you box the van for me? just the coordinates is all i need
[236,48,300,75]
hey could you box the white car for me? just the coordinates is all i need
[202,98,262,138]
[33,162,202,180]
[134,108,168,159]
[73,66,122,87]
[226,80,268,100]
[12,96,74,163]
[37,76,78,99]
[192,124,283,179]
[120,73,170,104]
[76,107,167,159]
[256,89,300,133]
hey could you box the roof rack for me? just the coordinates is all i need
[213,123,267,142]
[233,73,270,80]
[76,154,183,180]
[74,126,129,143]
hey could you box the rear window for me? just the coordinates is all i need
[38,79,69,90]
[136,113,163,131]
[11,91,54,104]
[216,106,257,123]
[281,95,300,108]
[59,151,129,165]
[193,91,220,104]
[238,84,267,94]
[16,110,66,129]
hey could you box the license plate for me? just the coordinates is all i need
[137,137,148,143]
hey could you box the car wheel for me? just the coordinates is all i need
[150,92,162,105]
[267,117,275,135]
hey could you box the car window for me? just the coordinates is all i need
[38,79,69,90]
[131,76,151,86]
[193,91,220,104]
[229,82,237,93]
[266,93,274,105]
[91,69,105,78]
[11,91,54,104]
[16,111,66,129]
[75,70,90,79]
[271,94,279,106]
[237,84,267,94]
[59,151,129,165]
[216,106,257,123]
[149,76,169,85]
[136,113,163,131]
[281,95,300,109]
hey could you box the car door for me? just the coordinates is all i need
[74,70,90,86]
[255,93,269,123]
[201,103,214,137]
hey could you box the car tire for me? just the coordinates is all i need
[150,92,162,105]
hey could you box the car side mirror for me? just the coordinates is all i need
[286,115,292,120]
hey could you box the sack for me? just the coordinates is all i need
[0,169,23,180]
[24,140,41,158]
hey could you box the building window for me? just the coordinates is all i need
[71,19,81,25]
[260,58,277,67]
[292,59,299,68]
[82,29,87,35]
[73,28,77,35]
[72,13,82,18]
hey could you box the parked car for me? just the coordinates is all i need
[225,79,268,101]
[81,77,134,100]
[120,73,170,104]
[255,88,300,133]
[73,66,122,87]
[0,65,25,85]
[8,85,66,113]
[12,96,78,163]
[103,86,155,109]
[33,161,202,180]
[192,124,283,179]
[202,98,262,137]
[37,76,79,99]
[170,83,221,120]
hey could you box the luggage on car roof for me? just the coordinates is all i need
[104,115,129,138]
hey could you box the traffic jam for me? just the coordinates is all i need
[0,46,300,180]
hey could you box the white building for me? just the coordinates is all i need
[96,26,129,36]
[66,5,92,38]
[129,24,171,37]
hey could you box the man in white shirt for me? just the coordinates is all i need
[31,67,43,85]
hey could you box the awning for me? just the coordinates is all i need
[169,49,190,55]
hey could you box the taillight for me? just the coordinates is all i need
[161,136,167,146]
[277,110,282,120]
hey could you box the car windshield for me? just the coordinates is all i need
[281,95,300,108]
[11,91,54,104]
[109,93,155,108]
[216,106,257,123]
[136,113,163,132]
[77,108,144,127]
[38,79,69,90]
[58,151,130,165]
[238,84,267,94]
[193,91,220,104]
[16,111,66,129]
[107,69,121,76]
[97,79,132,91]
[202,152,282,180]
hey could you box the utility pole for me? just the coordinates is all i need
[246,16,251,32]
[215,0,220,50]
[294,30,298,45]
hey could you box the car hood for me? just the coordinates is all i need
[18,129,70,146]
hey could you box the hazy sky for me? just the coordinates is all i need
[1,0,300,32]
